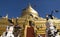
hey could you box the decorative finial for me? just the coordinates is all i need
[28,3,32,8]
[28,3,31,6]
[6,14,8,18]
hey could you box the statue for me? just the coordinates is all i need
[14,25,21,37]
[13,18,22,37]
[1,23,14,37]
[46,14,58,37]
[0,19,14,37]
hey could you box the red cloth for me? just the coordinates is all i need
[26,27,35,37]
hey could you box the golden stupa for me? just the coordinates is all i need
[21,4,38,17]
[0,4,60,37]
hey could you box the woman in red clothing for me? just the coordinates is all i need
[26,21,35,37]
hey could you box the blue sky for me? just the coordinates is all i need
[0,0,60,18]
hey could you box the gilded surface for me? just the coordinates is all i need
[0,5,60,37]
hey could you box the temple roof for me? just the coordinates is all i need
[21,4,39,17]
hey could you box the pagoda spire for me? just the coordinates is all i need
[28,3,31,7]
[21,3,38,17]
[27,3,32,9]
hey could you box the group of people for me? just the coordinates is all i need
[0,19,21,37]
